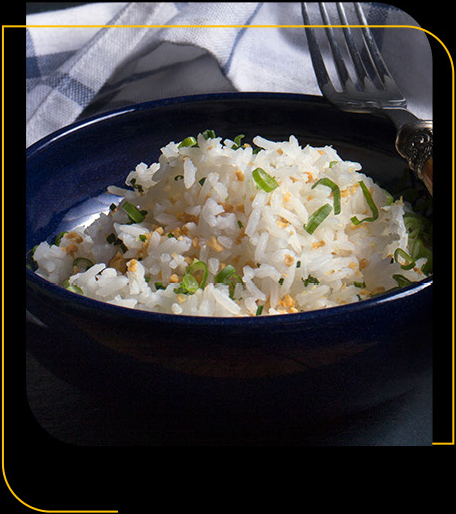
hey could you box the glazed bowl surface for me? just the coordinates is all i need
[26,93,433,430]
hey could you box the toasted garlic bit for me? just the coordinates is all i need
[235,169,244,181]
[312,240,325,249]
[109,251,126,274]
[127,259,138,272]
[66,231,83,243]
[284,254,295,266]
[63,243,78,257]
[359,258,368,270]
[169,273,179,283]
[208,236,224,252]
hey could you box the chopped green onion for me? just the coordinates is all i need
[394,248,416,270]
[106,233,127,253]
[304,203,332,234]
[382,188,394,205]
[202,129,216,139]
[237,220,243,229]
[232,134,245,150]
[122,201,146,223]
[278,277,284,285]
[178,136,198,148]
[63,279,83,295]
[312,178,341,215]
[198,177,206,186]
[329,161,339,168]
[255,305,264,316]
[73,257,94,271]
[215,265,236,284]
[302,275,319,287]
[130,178,144,193]
[392,274,414,288]
[403,211,431,240]
[252,167,279,192]
[154,282,165,290]
[175,273,200,295]
[54,231,68,246]
[354,281,366,288]
[350,180,379,225]
[109,203,117,211]
[139,234,147,242]
[187,258,209,289]
[296,260,301,268]
[215,264,242,299]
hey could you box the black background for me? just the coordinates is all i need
[2,2,454,513]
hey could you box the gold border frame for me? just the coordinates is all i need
[3,20,454,512]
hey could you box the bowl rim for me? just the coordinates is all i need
[26,91,433,327]
[26,91,331,158]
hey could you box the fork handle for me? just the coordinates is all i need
[395,120,433,195]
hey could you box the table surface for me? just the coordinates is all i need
[26,337,432,446]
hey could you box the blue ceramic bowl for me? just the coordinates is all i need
[26,93,432,430]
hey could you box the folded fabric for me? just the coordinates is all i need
[26,2,432,147]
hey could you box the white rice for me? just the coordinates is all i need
[32,133,430,317]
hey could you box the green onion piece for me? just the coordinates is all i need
[232,134,245,150]
[178,136,198,148]
[154,282,165,290]
[350,180,379,225]
[394,248,416,270]
[182,273,200,293]
[129,178,144,193]
[109,203,117,211]
[382,188,394,206]
[312,178,341,215]
[403,211,431,239]
[329,161,339,168]
[122,201,146,223]
[354,281,366,288]
[237,220,243,229]
[256,305,264,316]
[304,203,332,234]
[278,277,285,285]
[175,273,200,295]
[198,177,206,186]
[202,129,216,139]
[296,260,301,268]
[63,279,83,295]
[392,274,414,288]
[302,275,320,287]
[73,257,94,271]
[252,167,279,192]
[54,231,68,246]
[186,258,209,289]
[215,264,242,299]
[139,234,147,242]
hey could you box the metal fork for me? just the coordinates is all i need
[302,2,433,194]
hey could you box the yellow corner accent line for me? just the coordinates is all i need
[3,20,455,513]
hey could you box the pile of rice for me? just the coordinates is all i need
[32,132,430,317]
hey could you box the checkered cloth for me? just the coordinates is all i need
[26,2,432,147]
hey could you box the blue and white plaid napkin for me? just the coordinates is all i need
[26,2,432,147]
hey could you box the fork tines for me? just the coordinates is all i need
[302,2,406,109]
